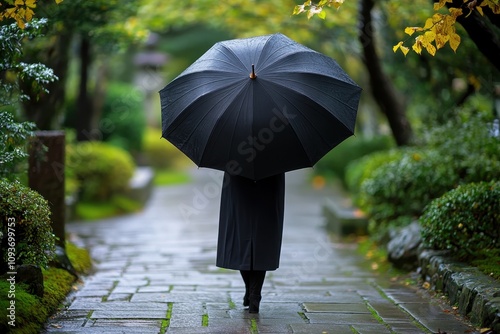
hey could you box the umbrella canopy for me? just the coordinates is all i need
[160,33,361,180]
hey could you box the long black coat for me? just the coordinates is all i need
[216,172,285,271]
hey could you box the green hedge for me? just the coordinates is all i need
[359,149,458,224]
[345,148,413,197]
[354,116,500,241]
[420,181,500,259]
[64,83,146,154]
[101,83,146,152]
[314,135,394,185]
[423,115,500,183]
[0,180,56,272]
[66,141,135,201]
[142,127,191,170]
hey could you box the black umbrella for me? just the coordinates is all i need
[160,33,361,180]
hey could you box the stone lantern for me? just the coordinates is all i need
[133,33,168,127]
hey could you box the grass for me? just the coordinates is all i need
[74,169,191,221]
[250,318,258,333]
[468,249,500,281]
[0,242,92,334]
[154,169,191,186]
[202,314,209,326]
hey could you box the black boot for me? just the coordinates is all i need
[248,270,266,313]
[240,270,250,307]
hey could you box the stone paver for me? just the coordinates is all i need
[42,169,479,334]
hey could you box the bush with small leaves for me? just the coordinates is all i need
[0,180,56,273]
[143,127,191,170]
[314,135,394,185]
[345,148,417,198]
[423,114,500,182]
[420,181,500,259]
[66,141,135,201]
[101,83,146,153]
[359,149,459,224]
[0,111,36,180]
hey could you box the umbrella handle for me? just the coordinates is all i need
[249,64,257,79]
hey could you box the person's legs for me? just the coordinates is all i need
[249,270,266,313]
[240,270,251,307]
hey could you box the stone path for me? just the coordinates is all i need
[43,169,478,334]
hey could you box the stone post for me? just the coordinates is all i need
[29,131,66,247]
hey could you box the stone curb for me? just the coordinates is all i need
[418,249,500,332]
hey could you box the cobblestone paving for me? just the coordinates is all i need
[43,170,479,334]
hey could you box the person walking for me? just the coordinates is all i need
[216,171,285,313]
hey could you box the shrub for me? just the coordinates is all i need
[359,149,458,224]
[0,180,56,272]
[356,116,500,242]
[423,114,500,182]
[101,83,146,152]
[314,135,394,186]
[345,148,411,197]
[142,127,191,170]
[66,141,135,201]
[420,181,500,259]
[0,111,36,181]
[63,83,146,154]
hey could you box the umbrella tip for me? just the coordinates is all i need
[249,64,256,79]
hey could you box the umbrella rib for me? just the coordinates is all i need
[263,75,358,131]
[164,71,238,106]
[217,43,249,74]
[195,83,250,165]
[261,81,353,164]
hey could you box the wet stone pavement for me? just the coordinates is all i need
[43,170,478,334]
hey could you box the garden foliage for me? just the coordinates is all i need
[142,127,190,170]
[0,179,56,272]
[66,141,135,201]
[420,181,500,258]
[351,115,500,241]
[0,111,36,180]
[0,19,58,106]
[314,135,394,185]
[101,83,146,152]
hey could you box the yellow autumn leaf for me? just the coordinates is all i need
[14,0,24,6]
[55,0,63,3]
[425,42,437,56]
[423,30,436,44]
[433,0,452,11]
[400,45,410,56]
[293,5,305,15]
[476,6,484,15]
[332,0,345,10]
[15,17,25,29]
[404,27,422,36]
[393,41,403,52]
[435,33,450,49]
[25,7,34,20]
[449,32,461,52]
[449,7,462,18]
[25,0,36,8]
[412,37,423,55]
[423,17,434,30]
[5,7,16,17]
[432,13,444,24]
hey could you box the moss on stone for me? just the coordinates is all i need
[0,242,92,333]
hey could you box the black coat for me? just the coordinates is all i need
[216,172,285,271]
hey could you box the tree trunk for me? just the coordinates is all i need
[446,0,500,72]
[22,33,71,130]
[358,0,414,146]
[76,35,95,142]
